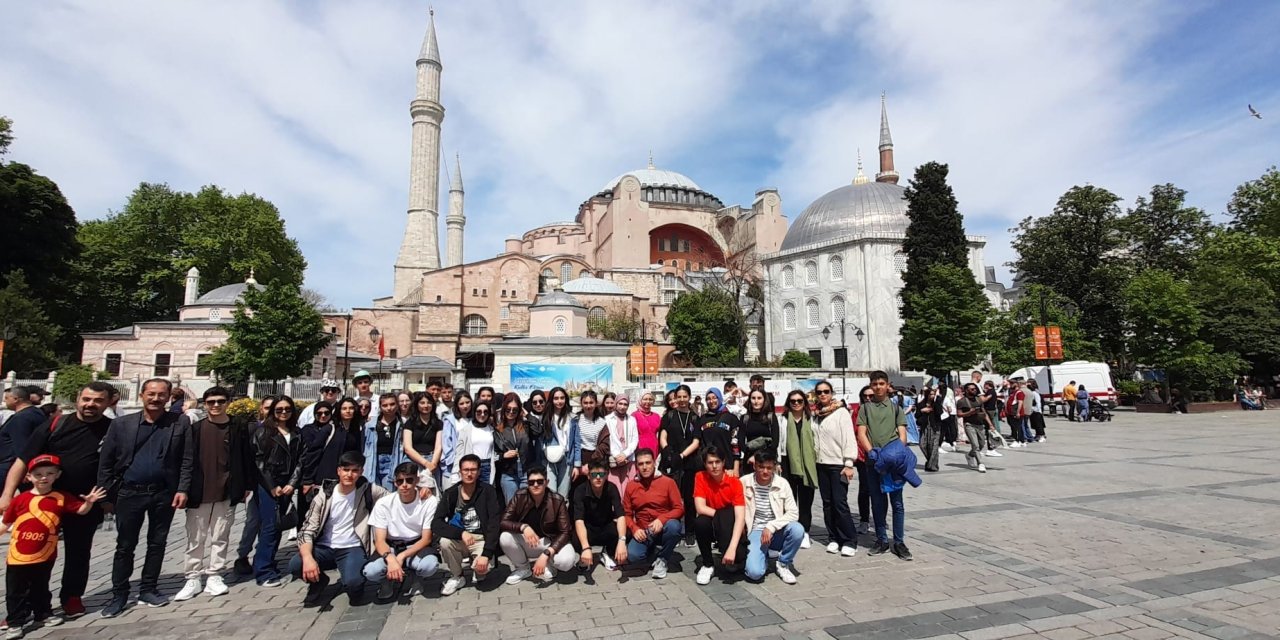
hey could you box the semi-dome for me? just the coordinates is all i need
[190,281,263,306]
[561,277,626,295]
[779,181,909,251]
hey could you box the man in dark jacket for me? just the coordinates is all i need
[432,454,501,596]
[96,378,193,617]
[499,465,578,584]
[174,387,255,602]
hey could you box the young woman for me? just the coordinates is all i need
[441,391,475,488]
[539,387,578,497]
[633,391,662,458]
[918,385,943,471]
[659,384,700,541]
[981,381,1004,455]
[740,389,780,474]
[812,380,858,557]
[780,389,817,548]
[476,386,496,411]
[696,388,741,477]
[252,396,302,587]
[365,393,404,490]
[401,391,444,488]
[493,392,532,504]
[524,389,547,445]
[357,397,373,424]
[575,390,608,480]
[602,392,617,417]
[396,391,413,420]
[853,386,874,533]
[467,400,497,485]
[603,394,639,491]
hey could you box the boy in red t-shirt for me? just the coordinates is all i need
[1,454,105,637]
[691,446,747,586]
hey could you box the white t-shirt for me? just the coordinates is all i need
[369,493,438,541]
[471,425,495,459]
[320,489,361,549]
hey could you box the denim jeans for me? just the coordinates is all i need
[866,465,905,545]
[376,453,395,490]
[237,494,261,560]
[111,486,176,596]
[361,548,440,583]
[288,545,369,597]
[546,458,571,497]
[498,470,525,506]
[626,519,683,565]
[816,464,857,547]
[744,522,804,580]
[252,486,284,583]
[478,459,493,487]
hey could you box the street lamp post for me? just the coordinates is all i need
[822,318,865,395]
[637,319,668,387]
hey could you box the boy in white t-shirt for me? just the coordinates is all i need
[362,462,440,600]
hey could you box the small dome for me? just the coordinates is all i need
[601,168,701,193]
[561,277,626,295]
[191,282,262,306]
[780,181,909,251]
[531,289,584,309]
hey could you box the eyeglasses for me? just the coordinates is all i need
[394,477,417,486]
[274,407,293,414]
[588,472,607,479]
[816,389,833,395]
[528,478,546,486]
[205,399,228,406]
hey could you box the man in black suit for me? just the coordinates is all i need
[97,378,194,618]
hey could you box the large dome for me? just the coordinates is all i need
[601,168,701,193]
[779,181,909,251]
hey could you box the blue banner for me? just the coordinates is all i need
[510,363,613,393]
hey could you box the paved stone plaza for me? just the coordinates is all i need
[7,410,1280,640]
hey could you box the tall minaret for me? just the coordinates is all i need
[876,92,900,185]
[184,267,200,306]
[393,10,445,302]
[445,154,465,267]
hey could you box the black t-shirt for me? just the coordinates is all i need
[660,410,700,471]
[981,390,998,412]
[375,420,396,456]
[0,407,47,472]
[956,397,986,427]
[20,413,112,495]
[739,413,779,459]
[695,412,739,464]
[572,481,622,528]
[409,420,439,458]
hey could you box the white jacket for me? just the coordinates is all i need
[813,405,858,467]
[604,412,639,462]
[741,472,799,533]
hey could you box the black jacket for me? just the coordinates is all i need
[96,410,192,497]
[186,415,255,507]
[431,482,502,559]
[254,424,302,492]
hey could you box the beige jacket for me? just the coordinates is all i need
[813,405,858,467]
[740,472,799,533]
[298,478,389,556]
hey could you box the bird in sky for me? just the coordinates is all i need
[1248,104,1262,119]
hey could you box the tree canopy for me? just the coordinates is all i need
[667,287,744,367]
[900,161,969,322]
[586,304,641,343]
[0,271,60,374]
[221,281,331,382]
[899,263,991,376]
[984,284,1100,375]
[1228,166,1280,237]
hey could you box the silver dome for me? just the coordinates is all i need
[190,282,262,306]
[779,182,909,251]
[561,277,627,295]
[531,289,584,309]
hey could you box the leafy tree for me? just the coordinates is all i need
[0,271,59,374]
[51,363,99,403]
[779,350,818,368]
[202,343,252,388]
[1191,230,1280,379]
[586,304,641,343]
[0,161,80,292]
[983,284,1101,375]
[1117,183,1210,277]
[222,281,331,381]
[0,116,12,157]
[666,287,744,367]
[899,264,991,376]
[1227,166,1280,237]
[71,183,307,333]
[900,162,969,322]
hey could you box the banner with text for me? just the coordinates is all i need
[510,363,613,394]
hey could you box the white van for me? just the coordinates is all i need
[1007,361,1117,410]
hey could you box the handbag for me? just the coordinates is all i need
[544,444,565,464]
[745,436,773,453]
[277,497,299,531]
[593,426,613,465]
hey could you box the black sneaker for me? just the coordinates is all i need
[892,543,913,561]
[138,591,168,608]
[303,573,330,608]
[868,541,892,555]
[100,595,128,619]
[233,557,253,576]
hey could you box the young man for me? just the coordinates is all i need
[0,383,112,618]
[362,462,439,601]
[499,466,578,584]
[1062,380,1078,421]
[290,451,387,607]
[0,387,44,492]
[1,455,106,638]
[622,448,684,579]
[855,370,911,561]
[352,371,379,422]
[297,380,342,428]
[436,383,454,420]
[740,451,802,585]
[433,454,501,596]
[955,384,991,473]
[691,446,747,586]
[571,459,628,571]
[97,379,193,617]
[174,387,255,602]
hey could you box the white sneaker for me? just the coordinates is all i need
[174,578,202,602]
[505,567,533,585]
[800,533,811,549]
[840,545,857,557]
[42,616,63,627]
[978,464,987,473]
[826,542,840,554]
[696,566,715,585]
[1037,436,1047,443]
[203,575,229,597]
[986,450,1003,457]
[602,554,617,571]
[441,576,466,596]
[776,563,797,585]
[940,443,954,452]
[650,558,668,579]
[540,565,555,581]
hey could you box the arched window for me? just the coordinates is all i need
[829,256,844,281]
[561,262,573,282]
[554,316,567,335]
[462,314,488,336]
[804,261,818,286]
[589,306,606,321]
[782,303,796,331]
[781,266,795,289]
[542,268,554,278]
[894,251,908,274]
[831,296,846,321]
[805,299,820,328]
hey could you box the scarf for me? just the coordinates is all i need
[785,412,818,487]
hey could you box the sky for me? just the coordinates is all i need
[3,0,1278,309]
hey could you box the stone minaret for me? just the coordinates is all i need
[184,267,200,306]
[393,10,445,302]
[876,93,899,185]
[445,154,465,267]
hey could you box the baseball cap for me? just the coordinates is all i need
[320,378,341,391]
[353,370,373,382]
[29,454,62,471]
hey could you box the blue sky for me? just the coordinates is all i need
[3,0,1277,309]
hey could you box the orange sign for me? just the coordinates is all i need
[1032,326,1049,360]
[1047,326,1064,360]
[628,345,660,375]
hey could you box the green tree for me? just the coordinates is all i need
[1118,183,1210,277]
[0,116,12,157]
[222,281,331,381]
[1227,166,1280,237]
[899,263,992,376]
[666,288,744,367]
[0,161,80,292]
[983,284,1101,375]
[586,304,641,343]
[51,363,100,403]
[900,162,969,322]
[71,183,307,333]
[778,350,818,368]
[201,343,252,388]
[1191,230,1280,379]
[0,271,60,374]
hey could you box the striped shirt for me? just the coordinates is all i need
[751,484,773,530]
[578,415,607,453]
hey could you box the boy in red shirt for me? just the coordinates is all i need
[691,446,747,586]
[1,454,106,638]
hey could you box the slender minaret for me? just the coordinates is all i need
[445,154,465,267]
[393,10,445,302]
[184,267,200,306]
[876,92,899,185]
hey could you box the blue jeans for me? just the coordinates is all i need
[626,519,683,565]
[745,522,804,580]
[252,486,284,583]
[288,545,369,597]
[498,470,525,505]
[546,459,571,497]
[376,454,395,490]
[866,465,905,545]
[237,496,261,560]
[478,459,493,486]
[361,548,440,583]
[816,464,857,547]
[1019,417,1033,442]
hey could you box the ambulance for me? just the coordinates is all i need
[1007,361,1117,411]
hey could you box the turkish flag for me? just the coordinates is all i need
[378,336,386,359]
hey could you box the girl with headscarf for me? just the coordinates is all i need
[696,387,741,476]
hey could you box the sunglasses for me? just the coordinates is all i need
[315,411,331,417]
[505,407,518,413]
[394,477,417,486]
[274,407,293,414]
[205,399,228,406]
[788,398,805,405]
[816,389,833,395]
[475,410,490,415]
[532,399,545,405]
[588,472,607,479]
[528,478,547,486]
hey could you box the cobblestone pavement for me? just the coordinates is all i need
[5,410,1280,640]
